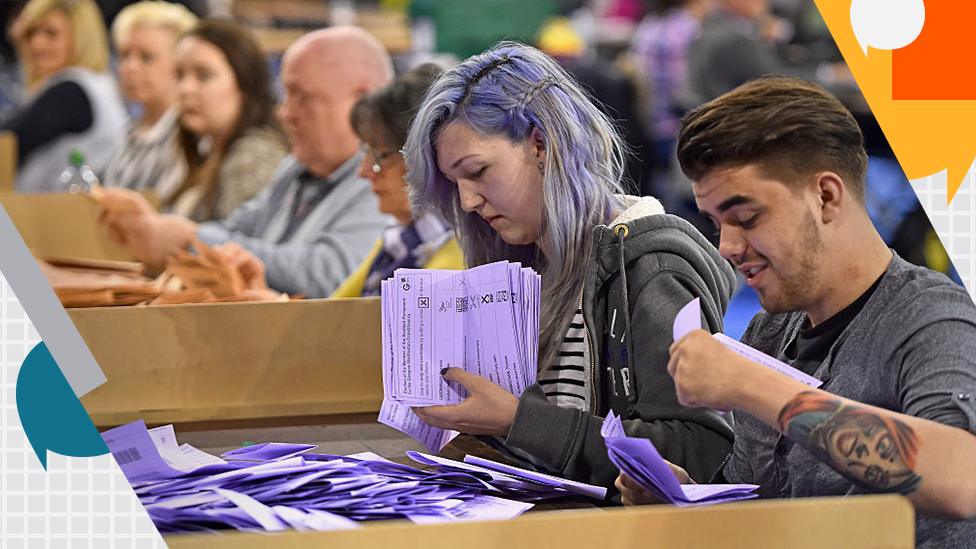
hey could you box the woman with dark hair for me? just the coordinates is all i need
[330,63,464,297]
[164,19,287,221]
[404,43,735,494]
[98,19,287,222]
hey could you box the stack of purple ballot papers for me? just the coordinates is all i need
[601,411,758,506]
[102,420,562,534]
[379,261,541,450]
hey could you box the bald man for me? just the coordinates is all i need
[100,27,395,297]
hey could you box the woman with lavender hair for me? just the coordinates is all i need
[404,42,737,496]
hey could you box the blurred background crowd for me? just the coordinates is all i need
[0,0,961,334]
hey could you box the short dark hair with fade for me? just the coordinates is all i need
[676,75,869,201]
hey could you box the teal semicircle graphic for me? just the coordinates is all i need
[16,342,109,469]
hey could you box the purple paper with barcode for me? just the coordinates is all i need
[102,420,233,481]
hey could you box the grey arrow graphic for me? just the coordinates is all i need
[0,201,106,396]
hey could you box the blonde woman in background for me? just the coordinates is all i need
[98,19,288,223]
[2,0,127,191]
[102,1,197,203]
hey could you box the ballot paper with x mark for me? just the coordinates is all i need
[378,261,541,449]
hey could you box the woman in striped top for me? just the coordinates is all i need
[404,43,736,495]
[103,1,198,202]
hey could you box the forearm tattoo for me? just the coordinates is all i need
[777,391,922,495]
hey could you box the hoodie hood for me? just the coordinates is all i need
[587,200,736,324]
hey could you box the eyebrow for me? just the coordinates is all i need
[716,195,753,213]
[450,154,478,170]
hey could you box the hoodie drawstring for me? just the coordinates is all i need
[614,224,639,415]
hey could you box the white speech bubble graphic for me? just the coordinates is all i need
[851,0,925,56]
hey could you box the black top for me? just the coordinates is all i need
[711,269,887,484]
[783,271,886,377]
[0,80,93,163]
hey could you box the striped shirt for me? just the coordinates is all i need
[539,308,592,410]
[102,107,185,203]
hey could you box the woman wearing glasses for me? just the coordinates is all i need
[330,63,464,297]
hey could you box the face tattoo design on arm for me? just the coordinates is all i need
[777,391,923,495]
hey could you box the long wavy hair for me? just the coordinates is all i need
[403,43,627,372]
[166,19,285,216]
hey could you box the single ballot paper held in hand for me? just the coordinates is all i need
[673,298,822,388]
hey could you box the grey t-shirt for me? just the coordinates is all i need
[725,254,976,548]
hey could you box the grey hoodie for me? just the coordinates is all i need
[505,197,737,496]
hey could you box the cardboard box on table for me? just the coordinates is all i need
[164,495,913,549]
[71,297,383,427]
[0,132,15,191]
[0,191,160,261]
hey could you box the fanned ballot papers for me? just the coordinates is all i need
[379,261,541,451]
[602,411,758,506]
[102,420,548,534]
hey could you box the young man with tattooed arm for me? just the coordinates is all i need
[617,76,976,548]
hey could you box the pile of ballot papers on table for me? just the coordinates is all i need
[601,411,759,506]
[378,261,541,452]
[102,419,604,534]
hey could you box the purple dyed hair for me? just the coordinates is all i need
[403,42,627,372]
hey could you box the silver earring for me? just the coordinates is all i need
[538,161,544,173]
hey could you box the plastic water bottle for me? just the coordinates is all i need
[58,150,99,193]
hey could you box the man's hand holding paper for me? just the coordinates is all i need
[669,330,761,411]
[616,460,693,506]
[668,298,823,413]
[602,411,757,506]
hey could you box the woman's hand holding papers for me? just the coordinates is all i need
[413,367,520,436]
[616,461,694,506]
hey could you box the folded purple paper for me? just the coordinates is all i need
[105,420,538,535]
[602,411,757,506]
[409,451,607,500]
[221,442,317,462]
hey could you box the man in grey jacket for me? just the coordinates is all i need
[620,76,976,547]
[100,27,394,297]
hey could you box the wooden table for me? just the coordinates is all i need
[164,494,915,549]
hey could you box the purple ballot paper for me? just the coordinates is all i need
[602,411,757,506]
[673,298,822,388]
[463,455,607,500]
[713,333,822,387]
[377,398,457,453]
[221,443,316,462]
[116,420,554,536]
[380,262,541,446]
[102,420,235,482]
[673,297,703,342]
